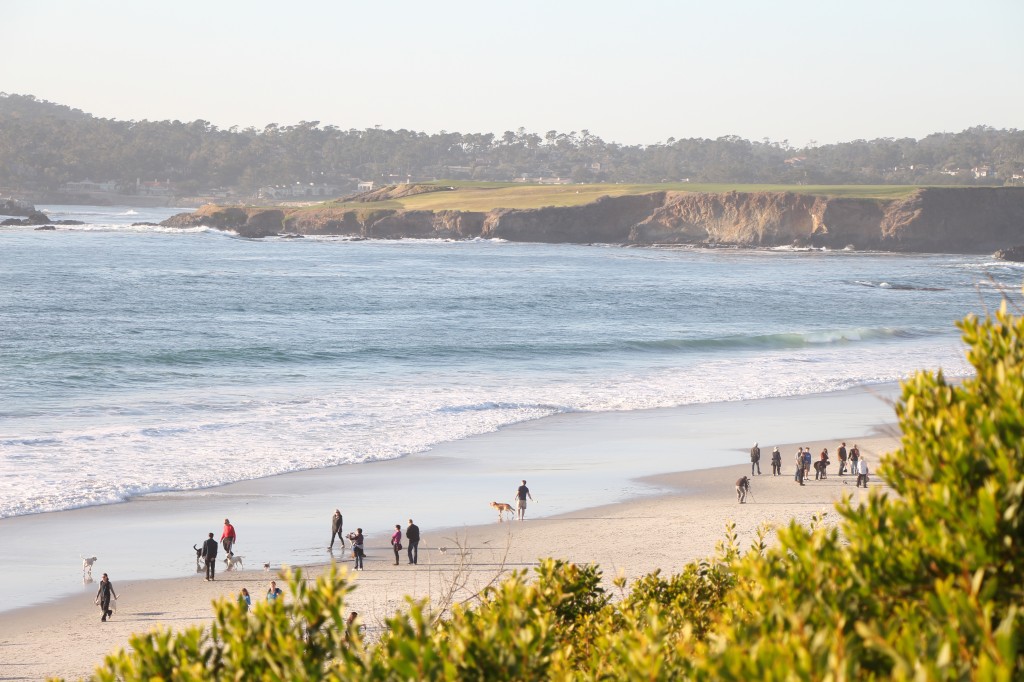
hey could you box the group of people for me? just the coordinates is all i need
[199,518,237,581]
[741,441,872,501]
[94,479,532,621]
[327,509,422,569]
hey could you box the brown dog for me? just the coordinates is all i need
[490,501,515,522]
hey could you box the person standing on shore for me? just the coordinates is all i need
[390,524,402,565]
[239,588,251,611]
[856,457,869,488]
[515,480,534,520]
[221,519,237,554]
[771,447,782,476]
[837,442,848,475]
[795,450,805,486]
[95,573,118,622]
[352,528,365,570]
[802,448,812,477]
[201,532,218,581]
[406,519,420,565]
[850,444,860,471]
[329,509,344,550]
[750,443,761,475]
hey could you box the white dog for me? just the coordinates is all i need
[224,553,244,571]
[82,556,97,580]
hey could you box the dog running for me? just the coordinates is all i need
[490,501,515,522]
[82,556,97,581]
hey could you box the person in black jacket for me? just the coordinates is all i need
[406,519,420,565]
[95,573,118,622]
[201,532,218,581]
[750,443,761,475]
[329,509,344,550]
[771,447,782,476]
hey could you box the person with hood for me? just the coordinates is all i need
[771,446,782,476]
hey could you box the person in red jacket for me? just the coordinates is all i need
[221,518,237,554]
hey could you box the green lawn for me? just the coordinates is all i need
[308,181,929,213]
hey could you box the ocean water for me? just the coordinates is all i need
[1,205,1022,519]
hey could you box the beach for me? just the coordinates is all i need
[0,386,900,681]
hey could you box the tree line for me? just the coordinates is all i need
[2,93,1023,197]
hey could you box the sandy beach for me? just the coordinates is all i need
[0,387,901,681]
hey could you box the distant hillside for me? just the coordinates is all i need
[1,93,1023,201]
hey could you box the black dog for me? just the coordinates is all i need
[193,544,204,573]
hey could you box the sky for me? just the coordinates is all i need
[2,0,1021,147]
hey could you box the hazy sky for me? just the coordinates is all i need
[3,0,1021,146]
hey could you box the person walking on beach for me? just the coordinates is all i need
[795,450,805,486]
[201,532,218,581]
[406,519,420,565]
[837,442,848,476]
[221,518,237,554]
[771,447,782,476]
[267,580,283,602]
[329,509,344,550]
[750,443,761,475]
[856,457,869,488]
[736,476,750,503]
[515,480,534,520]
[352,528,365,570]
[95,573,118,622]
[390,524,402,565]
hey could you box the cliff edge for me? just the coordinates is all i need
[161,187,1024,253]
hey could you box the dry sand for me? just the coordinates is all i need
[0,433,897,681]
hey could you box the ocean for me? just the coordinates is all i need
[1,204,1022,520]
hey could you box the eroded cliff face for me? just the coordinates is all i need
[161,188,1024,253]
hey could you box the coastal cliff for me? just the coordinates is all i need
[161,187,1024,254]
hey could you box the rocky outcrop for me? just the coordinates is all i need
[483,193,666,243]
[160,188,1024,254]
[995,245,1024,262]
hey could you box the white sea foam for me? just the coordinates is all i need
[0,337,972,519]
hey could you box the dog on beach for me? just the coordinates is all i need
[82,556,97,581]
[224,553,244,571]
[490,501,515,522]
[263,563,271,572]
[193,544,204,573]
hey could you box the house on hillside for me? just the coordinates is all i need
[62,179,120,193]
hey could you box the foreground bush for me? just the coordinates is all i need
[81,300,1024,680]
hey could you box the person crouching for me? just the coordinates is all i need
[736,476,750,503]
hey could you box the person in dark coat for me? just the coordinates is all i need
[95,573,118,622]
[329,509,344,550]
[771,447,782,476]
[736,476,750,503]
[405,519,420,565]
[750,443,761,475]
[202,532,218,581]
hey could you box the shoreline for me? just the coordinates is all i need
[0,382,901,615]
[0,426,899,681]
